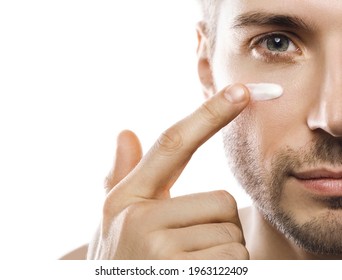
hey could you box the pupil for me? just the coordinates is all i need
[267,36,289,52]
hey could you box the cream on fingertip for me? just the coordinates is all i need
[246,83,283,101]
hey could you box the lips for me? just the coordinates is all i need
[292,168,342,196]
[294,169,342,180]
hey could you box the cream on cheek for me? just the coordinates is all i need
[211,3,324,167]
[222,59,306,157]
[212,1,307,99]
[212,33,313,168]
[245,83,283,101]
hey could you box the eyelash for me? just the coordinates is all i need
[249,33,302,63]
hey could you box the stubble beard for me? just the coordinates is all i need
[222,112,342,257]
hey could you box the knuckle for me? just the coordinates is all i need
[212,190,238,212]
[102,196,150,228]
[102,187,126,218]
[102,188,128,217]
[145,232,171,259]
[122,201,151,225]
[225,223,244,243]
[230,243,250,259]
[107,201,153,240]
[199,101,222,127]
[156,127,184,154]
[221,243,249,260]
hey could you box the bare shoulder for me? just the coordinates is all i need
[59,244,88,260]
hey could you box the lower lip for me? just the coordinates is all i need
[295,177,342,196]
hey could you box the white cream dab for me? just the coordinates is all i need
[246,83,283,101]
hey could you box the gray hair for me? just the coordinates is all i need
[197,0,222,54]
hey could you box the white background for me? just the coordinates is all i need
[0,0,251,260]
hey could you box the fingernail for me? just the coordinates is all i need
[246,83,283,101]
[224,84,247,103]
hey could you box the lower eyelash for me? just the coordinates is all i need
[251,47,297,63]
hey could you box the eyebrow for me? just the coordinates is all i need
[232,11,314,31]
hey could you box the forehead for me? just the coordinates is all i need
[218,0,342,30]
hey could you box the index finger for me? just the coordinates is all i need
[123,83,250,198]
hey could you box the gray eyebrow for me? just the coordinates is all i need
[232,11,314,31]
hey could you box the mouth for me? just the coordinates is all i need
[292,168,342,196]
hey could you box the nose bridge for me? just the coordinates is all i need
[325,36,342,89]
[308,36,342,137]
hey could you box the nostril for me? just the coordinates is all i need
[308,115,342,137]
[307,102,342,137]
[307,109,327,131]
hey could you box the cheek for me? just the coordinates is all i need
[213,49,308,93]
[213,52,319,165]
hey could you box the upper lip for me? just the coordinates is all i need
[292,168,342,180]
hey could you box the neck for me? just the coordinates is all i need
[239,205,342,260]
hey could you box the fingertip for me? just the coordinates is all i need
[104,130,143,193]
[116,129,141,152]
[117,129,139,144]
[223,83,250,104]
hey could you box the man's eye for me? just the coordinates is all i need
[250,33,301,63]
[259,34,297,52]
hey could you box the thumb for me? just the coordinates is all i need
[104,130,143,194]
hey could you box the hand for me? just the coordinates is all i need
[87,84,250,259]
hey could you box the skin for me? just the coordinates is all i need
[62,0,342,259]
[210,0,342,259]
[86,86,250,260]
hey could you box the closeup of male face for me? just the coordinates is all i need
[200,0,342,256]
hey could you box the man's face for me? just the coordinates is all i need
[211,0,342,255]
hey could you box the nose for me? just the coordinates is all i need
[307,47,342,137]
[307,95,342,137]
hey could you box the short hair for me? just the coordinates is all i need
[197,0,222,55]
